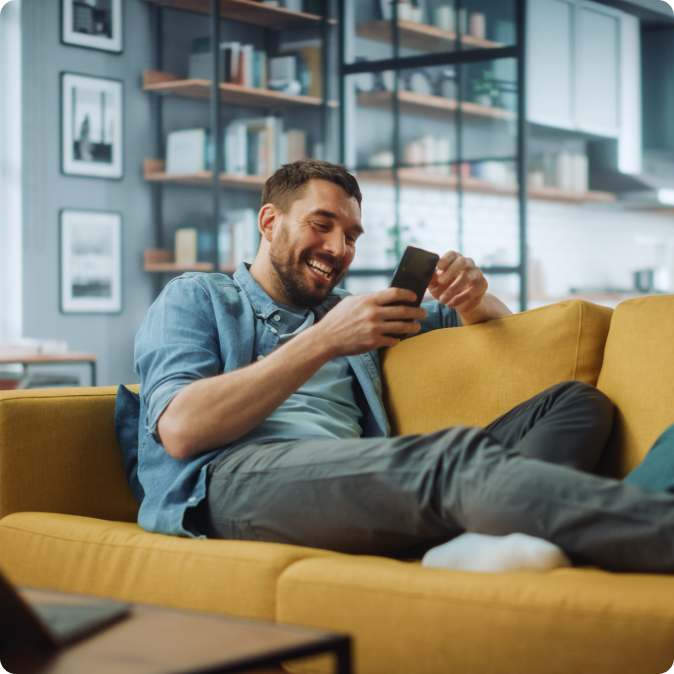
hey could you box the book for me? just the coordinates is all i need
[166,129,207,175]
[175,229,198,266]
[225,116,281,176]
[280,39,322,98]
[287,129,306,163]
[268,54,300,93]
[221,41,241,84]
[219,209,258,267]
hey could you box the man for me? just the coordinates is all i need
[134,159,674,573]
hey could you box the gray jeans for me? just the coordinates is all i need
[201,381,674,573]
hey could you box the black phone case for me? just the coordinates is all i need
[389,246,440,307]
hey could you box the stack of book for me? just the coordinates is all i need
[219,209,258,267]
[188,37,267,89]
[165,122,307,177]
[225,117,307,176]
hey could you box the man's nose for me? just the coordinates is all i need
[323,230,346,258]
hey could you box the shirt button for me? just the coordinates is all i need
[274,314,281,321]
[271,327,278,334]
[188,497,197,503]
[257,355,264,361]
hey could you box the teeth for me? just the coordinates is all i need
[307,260,332,277]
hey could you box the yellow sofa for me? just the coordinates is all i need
[1,296,674,674]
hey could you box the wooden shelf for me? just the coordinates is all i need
[142,0,334,29]
[356,19,503,53]
[144,249,213,272]
[143,71,338,109]
[357,168,616,203]
[144,249,237,273]
[357,90,516,121]
[144,159,267,189]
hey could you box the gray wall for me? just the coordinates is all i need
[21,0,154,386]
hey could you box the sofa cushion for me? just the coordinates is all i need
[277,556,674,674]
[381,299,613,435]
[0,512,336,621]
[0,387,139,522]
[597,296,674,478]
[623,423,674,493]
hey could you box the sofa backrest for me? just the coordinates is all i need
[0,386,139,522]
[596,295,674,478]
[381,299,613,436]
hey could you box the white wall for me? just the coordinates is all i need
[0,0,22,342]
[20,0,155,386]
[348,184,674,312]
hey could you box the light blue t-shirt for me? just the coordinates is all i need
[229,303,363,448]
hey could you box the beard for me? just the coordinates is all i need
[268,224,347,308]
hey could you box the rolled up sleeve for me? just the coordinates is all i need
[134,277,222,440]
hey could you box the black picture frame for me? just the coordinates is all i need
[61,72,124,180]
[59,209,123,315]
[61,0,123,54]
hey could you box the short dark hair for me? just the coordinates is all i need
[261,159,362,213]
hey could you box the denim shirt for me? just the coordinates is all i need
[133,263,461,537]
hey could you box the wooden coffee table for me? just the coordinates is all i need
[2,587,351,674]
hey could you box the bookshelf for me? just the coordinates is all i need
[342,0,529,310]
[144,249,237,273]
[142,0,332,29]
[144,159,267,189]
[356,90,515,121]
[143,70,338,108]
[356,168,615,204]
[355,19,503,53]
[143,0,335,294]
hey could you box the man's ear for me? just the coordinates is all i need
[258,203,279,243]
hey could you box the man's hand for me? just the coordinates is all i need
[428,251,511,325]
[315,287,427,358]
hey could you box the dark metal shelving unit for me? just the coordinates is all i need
[145,0,336,298]
[339,0,528,312]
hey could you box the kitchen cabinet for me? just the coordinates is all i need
[527,0,627,139]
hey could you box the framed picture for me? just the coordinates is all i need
[61,72,123,179]
[60,209,122,314]
[61,0,123,53]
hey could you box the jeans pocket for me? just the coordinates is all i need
[209,516,259,542]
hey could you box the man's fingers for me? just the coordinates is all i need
[436,250,460,271]
[376,287,418,305]
[380,304,426,321]
[380,320,422,335]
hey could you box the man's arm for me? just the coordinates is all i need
[158,287,425,460]
[427,251,512,326]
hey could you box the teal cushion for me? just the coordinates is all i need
[113,385,144,504]
[623,423,674,493]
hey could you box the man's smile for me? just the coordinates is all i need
[306,258,334,281]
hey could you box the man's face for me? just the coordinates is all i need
[268,179,363,308]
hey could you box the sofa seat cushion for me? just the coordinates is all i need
[597,296,674,478]
[0,512,336,621]
[381,299,613,435]
[277,556,674,674]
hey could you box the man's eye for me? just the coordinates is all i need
[347,235,357,243]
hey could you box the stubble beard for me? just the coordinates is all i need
[268,224,347,309]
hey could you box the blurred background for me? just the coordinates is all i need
[1,0,673,387]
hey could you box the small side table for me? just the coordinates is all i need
[2,587,352,674]
[0,352,97,388]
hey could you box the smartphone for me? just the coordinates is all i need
[385,246,439,338]
[389,246,440,308]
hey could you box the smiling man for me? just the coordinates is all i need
[133,159,674,573]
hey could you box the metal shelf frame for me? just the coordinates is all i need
[146,0,335,297]
[338,0,529,312]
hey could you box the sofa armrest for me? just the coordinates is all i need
[0,387,139,523]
